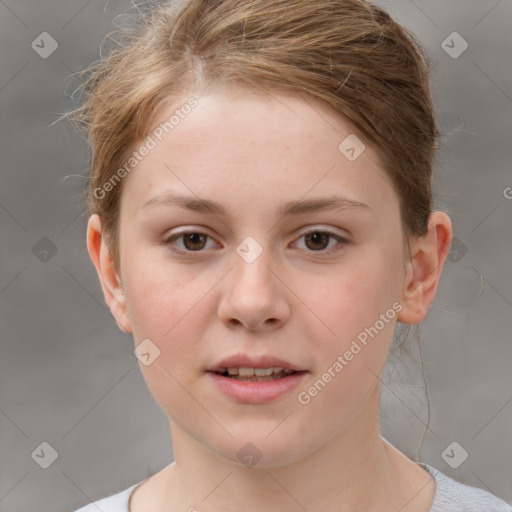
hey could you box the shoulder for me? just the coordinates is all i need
[419,463,512,512]
[70,480,144,512]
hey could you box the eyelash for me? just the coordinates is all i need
[162,229,348,256]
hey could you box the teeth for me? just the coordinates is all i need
[254,368,273,377]
[219,367,296,377]
[238,367,255,377]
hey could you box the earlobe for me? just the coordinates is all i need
[86,214,133,334]
[397,212,453,325]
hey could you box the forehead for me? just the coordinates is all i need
[119,88,398,223]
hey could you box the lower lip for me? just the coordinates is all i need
[206,371,309,404]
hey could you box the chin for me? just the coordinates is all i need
[209,431,308,469]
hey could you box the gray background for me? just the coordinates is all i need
[0,0,511,510]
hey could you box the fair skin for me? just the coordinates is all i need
[87,87,452,512]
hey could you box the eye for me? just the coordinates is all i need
[163,230,218,252]
[162,228,348,255]
[292,229,347,253]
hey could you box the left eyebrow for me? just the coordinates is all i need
[141,193,372,218]
[278,196,372,217]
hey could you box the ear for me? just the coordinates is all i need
[86,214,133,334]
[397,211,453,324]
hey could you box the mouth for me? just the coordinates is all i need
[206,354,309,403]
[209,367,307,382]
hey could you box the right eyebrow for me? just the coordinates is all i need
[142,194,227,215]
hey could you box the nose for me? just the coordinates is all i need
[217,248,291,332]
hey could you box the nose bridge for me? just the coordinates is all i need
[231,228,271,276]
[232,238,275,296]
[218,236,289,330]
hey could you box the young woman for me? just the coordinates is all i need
[68,0,511,510]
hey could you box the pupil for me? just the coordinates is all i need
[305,232,328,250]
[184,233,206,250]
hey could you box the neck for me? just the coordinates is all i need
[153,385,433,512]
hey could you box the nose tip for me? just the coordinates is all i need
[217,252,290,331]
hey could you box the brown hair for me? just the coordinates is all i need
[66,0,438,455]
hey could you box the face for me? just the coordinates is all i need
[96,87,413,467]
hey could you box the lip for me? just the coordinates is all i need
[206,371,309,404]
[207,353,306,373]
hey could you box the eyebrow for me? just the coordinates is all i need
[142,193,372,218]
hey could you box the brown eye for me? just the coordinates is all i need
[293,230,347,254]
[163,231,215,252]
[182,233,208,251]
[304,232,330,251]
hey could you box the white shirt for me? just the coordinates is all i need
[71,463,512,512]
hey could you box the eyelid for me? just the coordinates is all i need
[164,226,215,239]
[297,226,350,240]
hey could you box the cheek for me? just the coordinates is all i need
[123,255,227,375]
[123,260,216,416]
[305,252,398,340]
[297,249,400,395]
[124,252,211,338]
[295,285,395,429]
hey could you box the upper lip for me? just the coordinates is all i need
[207,354,307,373]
